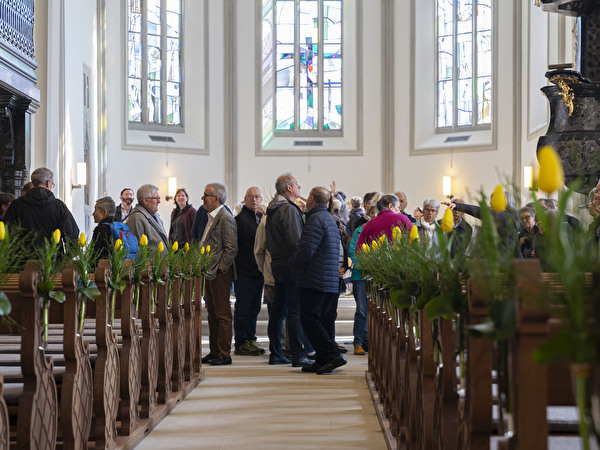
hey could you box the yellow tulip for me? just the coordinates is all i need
[158,242,164,253]
[78,232,86,248]
[184,243,190,252]
[115,239,123,250]
[409,225,419,243]
[171,241,178,252]
[140,234,149,246]
[392,226,402,241]
[490,185,506,212]
[200,246,205,255]
[537,145,564,194]
[0,222,5,241]
[53,229,61,245]
[378,235,386,245]
[440,208,454,233]
[206,245,210,253]
[362,243,369,253]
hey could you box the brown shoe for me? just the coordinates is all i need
[354,345,366,355]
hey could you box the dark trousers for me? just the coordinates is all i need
[205,266,234,357]
[298,287,340,364]
[233,273,264,347]
[269,266,303,359]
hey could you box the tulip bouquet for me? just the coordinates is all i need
[131,234,150,311]
[528,146,598,450]
[67,233,101,332]
[108,238,130,325]
[34,229,69,343]
[166,241,183,307]
[150,241,169,311]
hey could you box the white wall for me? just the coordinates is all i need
[33,0,585,234]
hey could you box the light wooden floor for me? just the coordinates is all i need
[135,341,387,449]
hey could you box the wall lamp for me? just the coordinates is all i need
[442,175,453,199]
[165,176,177,201]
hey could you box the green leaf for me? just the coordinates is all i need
[79,286,101,301]
[37,280,55,295]
[533,329,572,364]
[390,287,413,309]
[49,290,66,303]
[489,300,517,340]
[425,293,454,320]
[0,292,11,315]
[108,279,127,293]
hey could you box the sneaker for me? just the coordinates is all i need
[249,340,266,355]
[234,341,262,356]
[354,345,366,355]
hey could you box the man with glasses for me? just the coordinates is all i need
[395,191,416,223]
[126,184,168,249]
[199,183,238,366]
[233,187,265,356]
[4,167,79,247]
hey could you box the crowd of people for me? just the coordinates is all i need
[3,167,600,375]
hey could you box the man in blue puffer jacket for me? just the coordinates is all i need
[289,186,347,374]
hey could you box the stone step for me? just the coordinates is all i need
[200,294,358,341]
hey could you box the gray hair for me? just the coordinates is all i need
[31,167,53,187]
[95,196,116,216]
[350,196,361,208]
[422,198,440,210]
[137,184,159,204]
[206,183,227,204]
[589,188,599,203]
[275,173,295,196]
[376,194,399,212]
[245,186,261,196]
[519,206,535,216]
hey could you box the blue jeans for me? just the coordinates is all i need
[269,266,303,359]
[352,279,368,346]
[233,273,264,347]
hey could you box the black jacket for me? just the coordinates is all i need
[265,195,303,268]
[4,187,79,247]
[92,216,114,262]
[235,206,263,277]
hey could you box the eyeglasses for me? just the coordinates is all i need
[246,195,262,200]
[48,180,55,189]
[423,207,438,213]
[202,193,216,198]
[520,215,532,222]
[146,196,160,201]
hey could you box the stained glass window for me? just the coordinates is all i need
[128,0,182,127]
[436,0,492,130]
[262,0,342,140]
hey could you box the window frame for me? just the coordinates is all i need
[434,0,493,133]
[256,0,362,156]
[127,0,184,131]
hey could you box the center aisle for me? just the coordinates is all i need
[135,349,387,449]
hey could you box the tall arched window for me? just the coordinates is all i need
[436,0,492,131]
[262,0,342,140]
[127,0,182,129]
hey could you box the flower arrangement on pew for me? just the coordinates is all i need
[150,241,168,311]
[68,233,101,332]
[166,241,183,307]
[34,229,69,343]
[528,146,599,450]
[131,234,150,311]
[107,237,130,324]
